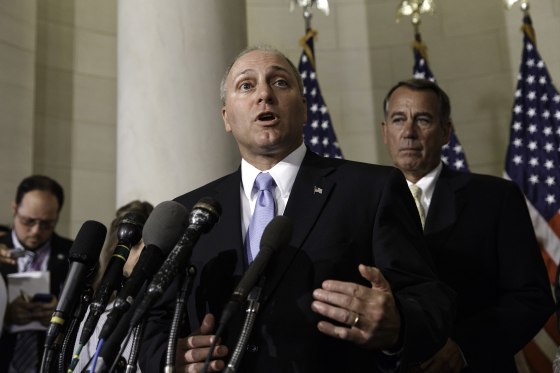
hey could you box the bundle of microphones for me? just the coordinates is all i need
[38,196,293,373]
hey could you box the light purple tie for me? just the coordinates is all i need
[246,172,276,263]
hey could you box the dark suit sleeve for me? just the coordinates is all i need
[373,168,456,366]
[453,182,554,369]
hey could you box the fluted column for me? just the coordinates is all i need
[117,0,246,206]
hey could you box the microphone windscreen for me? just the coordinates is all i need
[142,201,190,255]
[192,197,222,228]
[69,220,107,267]
[260,215,293,252]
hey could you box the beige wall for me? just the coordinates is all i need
[0,0,559,237]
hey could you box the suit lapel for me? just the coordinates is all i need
[260,151,336,303]
[425,166,470,237]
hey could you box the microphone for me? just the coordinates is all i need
[43,220,107,351]
[130,197,222,327]
[98,200,190,342]
[219,215,293,328]
[77,212,146,347]
[203,216,292,373]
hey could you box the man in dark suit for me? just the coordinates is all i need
[0,175,73,372]
[381,78,554,372]
[139,47,455,372]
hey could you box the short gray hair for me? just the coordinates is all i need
[220,45,304,105]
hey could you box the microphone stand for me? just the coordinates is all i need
[124,321,145,373]
[164,265,198,373]
[224,278,265,373]
[58,286,94,372]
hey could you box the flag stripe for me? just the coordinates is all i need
[504,14,560,371]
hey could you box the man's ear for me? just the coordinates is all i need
[222,106,232,133]
[302,97,307,123]
[381,121,388,144]
[443,120,453,143]
[11,201,17,216]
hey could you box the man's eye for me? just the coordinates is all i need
[274,79,288,87]
[239,82,253,91]
[416,118,432,127]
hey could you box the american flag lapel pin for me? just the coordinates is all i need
[314,186,323,195]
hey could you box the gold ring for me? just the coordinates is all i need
[352,313,360,327]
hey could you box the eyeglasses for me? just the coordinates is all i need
[15,212,58,230]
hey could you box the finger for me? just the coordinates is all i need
[180,359,225,373]
[313,288,352,310]
[318,320,351,339]
[359,265,390,292]
[199,313,215,335]
[311,298,360,328]
[186,334,216,349]
[420,357,434,370]
[320,278,363,298]
[184,344,228,364]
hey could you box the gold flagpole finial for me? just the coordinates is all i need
[396,0,434,24]
[290,0,330,17]
[290,0,329,31]
[504,0,530,13]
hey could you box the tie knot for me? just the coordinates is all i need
[409,184,422,200]
[254,172,275,191]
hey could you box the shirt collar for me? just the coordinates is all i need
[241,142,306,200]
[405,162,443,205]
[11,230,52,271]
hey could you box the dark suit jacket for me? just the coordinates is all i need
[424,165,554,372]
[140,150,456,372]
[0,232,73,371]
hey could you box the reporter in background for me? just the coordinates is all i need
[72,200,153,373]
[0,175,73,372]
[381,78,554,372]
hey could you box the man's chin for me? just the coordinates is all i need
[22,239,44,251]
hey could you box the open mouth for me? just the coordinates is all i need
[257,112,277,122]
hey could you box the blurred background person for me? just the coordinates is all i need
[0,175,72,372]
[72,200,153,373]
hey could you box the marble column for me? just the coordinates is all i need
[117,0,246,207]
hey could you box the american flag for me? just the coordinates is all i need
[412,34,470,172]
[504,15,560,372]
[298,29,343,158]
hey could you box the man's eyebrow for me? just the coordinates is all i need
[234,65,292,79]
[234,68,255,78]
[414,111,434,118]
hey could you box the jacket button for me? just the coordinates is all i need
[246,344,258,353]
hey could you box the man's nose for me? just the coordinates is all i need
[29,223,42,235]
[257,84,274,103]
[402,120,418,137]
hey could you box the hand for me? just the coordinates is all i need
[6,294,57,326]
[0,244,17,266]
[6,295,37,325]
[419,338,465,373]
[34,295,57,326]
[311,264,401,350]
[175,313,229,372]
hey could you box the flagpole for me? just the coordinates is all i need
[303,3,313,31]
[293,0,343,158]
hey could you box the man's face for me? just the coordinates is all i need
[11,190,60,250]
[221,50,307,161]
[382,86,451,182]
